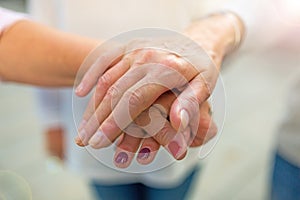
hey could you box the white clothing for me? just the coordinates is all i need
[1,0,298,189]
[28,0,214,188]
[0,7,27,34]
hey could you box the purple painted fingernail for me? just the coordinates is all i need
[115,152,128,164]
[138,148,151,160]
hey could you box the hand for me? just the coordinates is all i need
[75,37,219,147]
[74,12,244,164]
[75,46,218,165]
[113,95,217,168]
[75,45,215,144]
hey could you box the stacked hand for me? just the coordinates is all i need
[74,13,244,168]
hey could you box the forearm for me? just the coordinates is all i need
[184,12,245,68]
[0,20,99,86]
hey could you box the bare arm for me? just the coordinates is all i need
[0,20,99,86]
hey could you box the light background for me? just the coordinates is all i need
[0,0,299,199]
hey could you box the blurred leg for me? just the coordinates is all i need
[90,181,146,200]
[145,165,201,200]
[34,88,65,160]
[45,125,65,160]
[270,152,300,200]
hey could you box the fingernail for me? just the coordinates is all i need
[75,137,84,146]
[180,109,189,130]
[138,148,151,160]
[75,129,86,146]
[168,141,181,158]
[75,83,84,94]
[115,152,128,164]
[89,131,111,148]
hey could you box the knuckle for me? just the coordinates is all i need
[106,85,119,100]
[126,89,146,108]
[162,55,189,75]
[141,50,154,61]
[135,50,154,65]
[154,125,173,146]
[195,78,211,100]
[98,73,111,89]
[161,56,180,69]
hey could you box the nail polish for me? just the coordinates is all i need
[115,152,128,164]
[138,148,151,160]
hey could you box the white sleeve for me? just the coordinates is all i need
[0,7,28,33]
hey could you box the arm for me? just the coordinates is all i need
[0,20,99,86]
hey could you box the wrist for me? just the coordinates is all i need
[184,11,245,67]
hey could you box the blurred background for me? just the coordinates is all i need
[0,0,299,199]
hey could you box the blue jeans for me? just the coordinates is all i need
[91,166,200,200]
[271,153,300,200]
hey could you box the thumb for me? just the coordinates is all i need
[170,74,211,133]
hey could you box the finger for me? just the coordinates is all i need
[168,128,188,160]
[77,59,130,131]
[190,119,217,147]
[93,58,131,109]
[75,97,95,146]
[126,106,188,161]
[190,103,217,147]
[114,134,142,168]
[88,82,167,148]
[125,91,188,160]
[88,61,193,148]
[170,73,211,133]
[78,66,147,147]
[75,46,124,97]
[137,137,160,165]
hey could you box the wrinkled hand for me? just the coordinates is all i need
[74,13,244,167]
[78,38,218,145]
[112,94,217,168]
